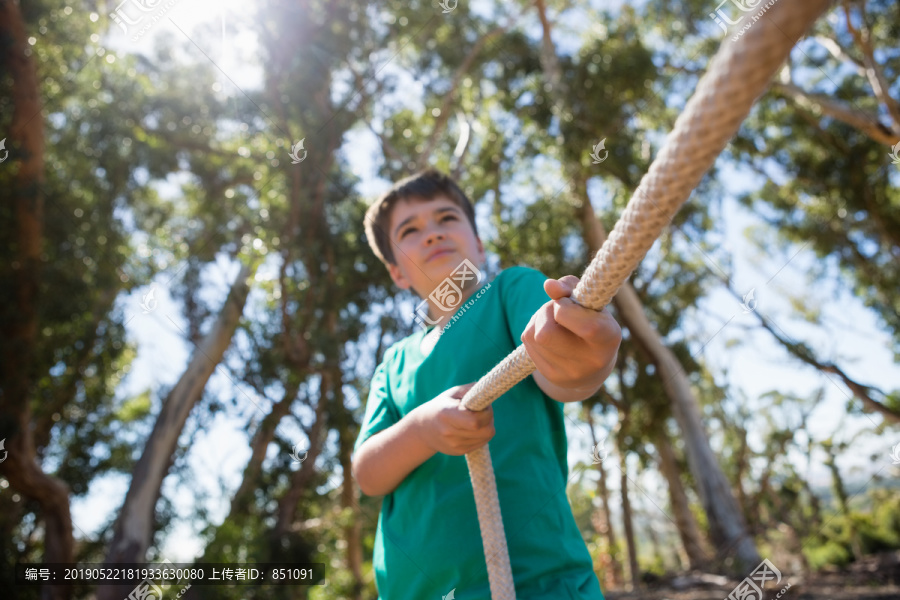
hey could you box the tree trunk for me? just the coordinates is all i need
[824,452,863,560]
[0,4,73,599]
[535,0,758,572]
[186,380,302,580]
[98,263,253,600]
[336,368,364,600]
[620,454,640,590]
[733,426,753,528]
[642,509,665,570]
[583,406,624,587]
[272,370,330,540]
[614,371,640,591]
[653,428,710,569]
[230,381,300,517]
[576,183,760,571]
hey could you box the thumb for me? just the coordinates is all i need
[544,275,579,300]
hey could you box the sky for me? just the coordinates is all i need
[24,0,899,564]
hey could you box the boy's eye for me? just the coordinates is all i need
[399,215,456,239]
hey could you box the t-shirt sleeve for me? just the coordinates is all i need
[500,266,552,347]
[353,358,401,454]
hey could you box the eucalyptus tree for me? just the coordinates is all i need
[1,1,255,597]
[528,0,762,570]
[1,3,397,600]
[719,1,900,408]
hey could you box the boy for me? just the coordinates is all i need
[352,168,621,600]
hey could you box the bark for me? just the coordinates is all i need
[336,367,364,600]
[270,166,342,535]
[751,433,792,533]
[0,4,73,599]
[97,263,253,600]
[576,180,760,571]
[583,405,624,587]
[653,429,710,569]
[535,0,569,104]
[802,442,824,533]
[179,380,302,600]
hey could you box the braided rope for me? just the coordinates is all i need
[461,1,833,597]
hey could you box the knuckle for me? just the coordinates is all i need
[533,324,553,345]
[520,327,533,345]
[583,318,603,339]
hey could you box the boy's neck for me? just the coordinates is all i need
[424,273,489,326]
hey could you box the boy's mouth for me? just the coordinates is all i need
[425,247,455,262]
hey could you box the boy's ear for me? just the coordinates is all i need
[476,236,486,264]
[387,261,412,291]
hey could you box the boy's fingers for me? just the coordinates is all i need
[462,406,493,427]
[529,301,582,350]
[472,407,493,426]
[449,406,492,431]
[453,430,493,444]
[552,300,604,337]
[449,382,477,399]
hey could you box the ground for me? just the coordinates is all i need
[605,551,900,600]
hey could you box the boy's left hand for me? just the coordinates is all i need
[521,275,622,392]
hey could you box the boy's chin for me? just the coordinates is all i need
[428,257,484,287]
[427,254,471,279]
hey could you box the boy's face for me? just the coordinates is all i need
[385,195,485,299]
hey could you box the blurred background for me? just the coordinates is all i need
[1,0,898,599]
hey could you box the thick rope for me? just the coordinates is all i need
[461,1,833,597]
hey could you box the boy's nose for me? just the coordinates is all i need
[423,227,446,245]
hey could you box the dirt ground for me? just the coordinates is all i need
[605,551,900,600]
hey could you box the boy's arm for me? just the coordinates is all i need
[352,382,494,496]
[352,413,437,497]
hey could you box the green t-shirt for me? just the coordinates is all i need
[354,266,605,600]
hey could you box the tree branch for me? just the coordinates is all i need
[811,34,865,76]
[720,279,899,425]
[417,23,510,169]
[771,82,898,146]
[842,0,900,128]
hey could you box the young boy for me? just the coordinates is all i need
[352,168,621,600]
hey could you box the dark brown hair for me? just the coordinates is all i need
[364,168,479,265]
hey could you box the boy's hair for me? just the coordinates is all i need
[364,168,479,266]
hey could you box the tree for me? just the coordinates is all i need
[531,0,760,570]
[734,0,900,355]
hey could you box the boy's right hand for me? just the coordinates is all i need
[412,382,495,456]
